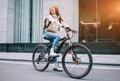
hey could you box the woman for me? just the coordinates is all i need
[44,5,69,71]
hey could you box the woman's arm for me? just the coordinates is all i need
[61,21,69,28]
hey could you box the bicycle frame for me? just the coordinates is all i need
[46,37,69,54]
[56,37,69,53]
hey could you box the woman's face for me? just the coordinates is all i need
[50,6,56,14]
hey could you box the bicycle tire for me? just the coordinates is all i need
[32,44,50,71]
[62,43,93,79]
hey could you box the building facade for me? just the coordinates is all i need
[0,0,78,43]
[0,0,120,43]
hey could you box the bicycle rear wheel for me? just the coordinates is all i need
[32,44,49,71]
[62,44,93,79]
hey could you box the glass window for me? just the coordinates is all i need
[14,0,31,43]
[79,0,120,43]
[14,0,43,43]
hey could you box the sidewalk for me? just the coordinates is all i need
[0,52,120,66]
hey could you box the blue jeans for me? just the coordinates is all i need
[44,32,61,49]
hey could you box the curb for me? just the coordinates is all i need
[0,58,120,66]
[0,53,120,66]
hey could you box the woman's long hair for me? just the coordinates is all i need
[49,5,64,23]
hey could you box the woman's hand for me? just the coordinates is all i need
[63,26,78,34]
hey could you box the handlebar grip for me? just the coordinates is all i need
[65,27,71,32]
[65,27,78,34]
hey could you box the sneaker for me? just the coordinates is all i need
[53,62,63,72]
[49,52,59,57]
[53,67,63,72]
[49,49,59,57]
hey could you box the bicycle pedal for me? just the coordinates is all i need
[37,61,39,64]
[36,58,40,64]
[48,57,56,63]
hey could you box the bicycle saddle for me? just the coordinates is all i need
[44,36,65,41]
[44,36,52,41]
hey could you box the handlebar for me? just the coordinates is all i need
[65,27,78,34]
[63,27,78,39]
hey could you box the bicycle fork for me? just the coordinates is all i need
[69,49,79,63]
[69,41,80,63]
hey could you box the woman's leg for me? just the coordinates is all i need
[44,32,62,71]
[44,32,60,49]
[44,32,60,57]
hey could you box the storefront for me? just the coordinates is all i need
[79,0,120,43]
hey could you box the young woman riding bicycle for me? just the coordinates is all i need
[43,5,76,71]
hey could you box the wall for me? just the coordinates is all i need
[0,0,8,43]
[0,0,14,43]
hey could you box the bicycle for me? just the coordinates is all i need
[32,27,93,79]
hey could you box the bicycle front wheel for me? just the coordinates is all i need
[62,44,93,79]
[32,44,49,71]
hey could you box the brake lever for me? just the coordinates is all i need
[71,30,78,34]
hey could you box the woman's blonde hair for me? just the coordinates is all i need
[49,5,63,23]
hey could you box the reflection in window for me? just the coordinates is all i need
[79,0,120,43]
